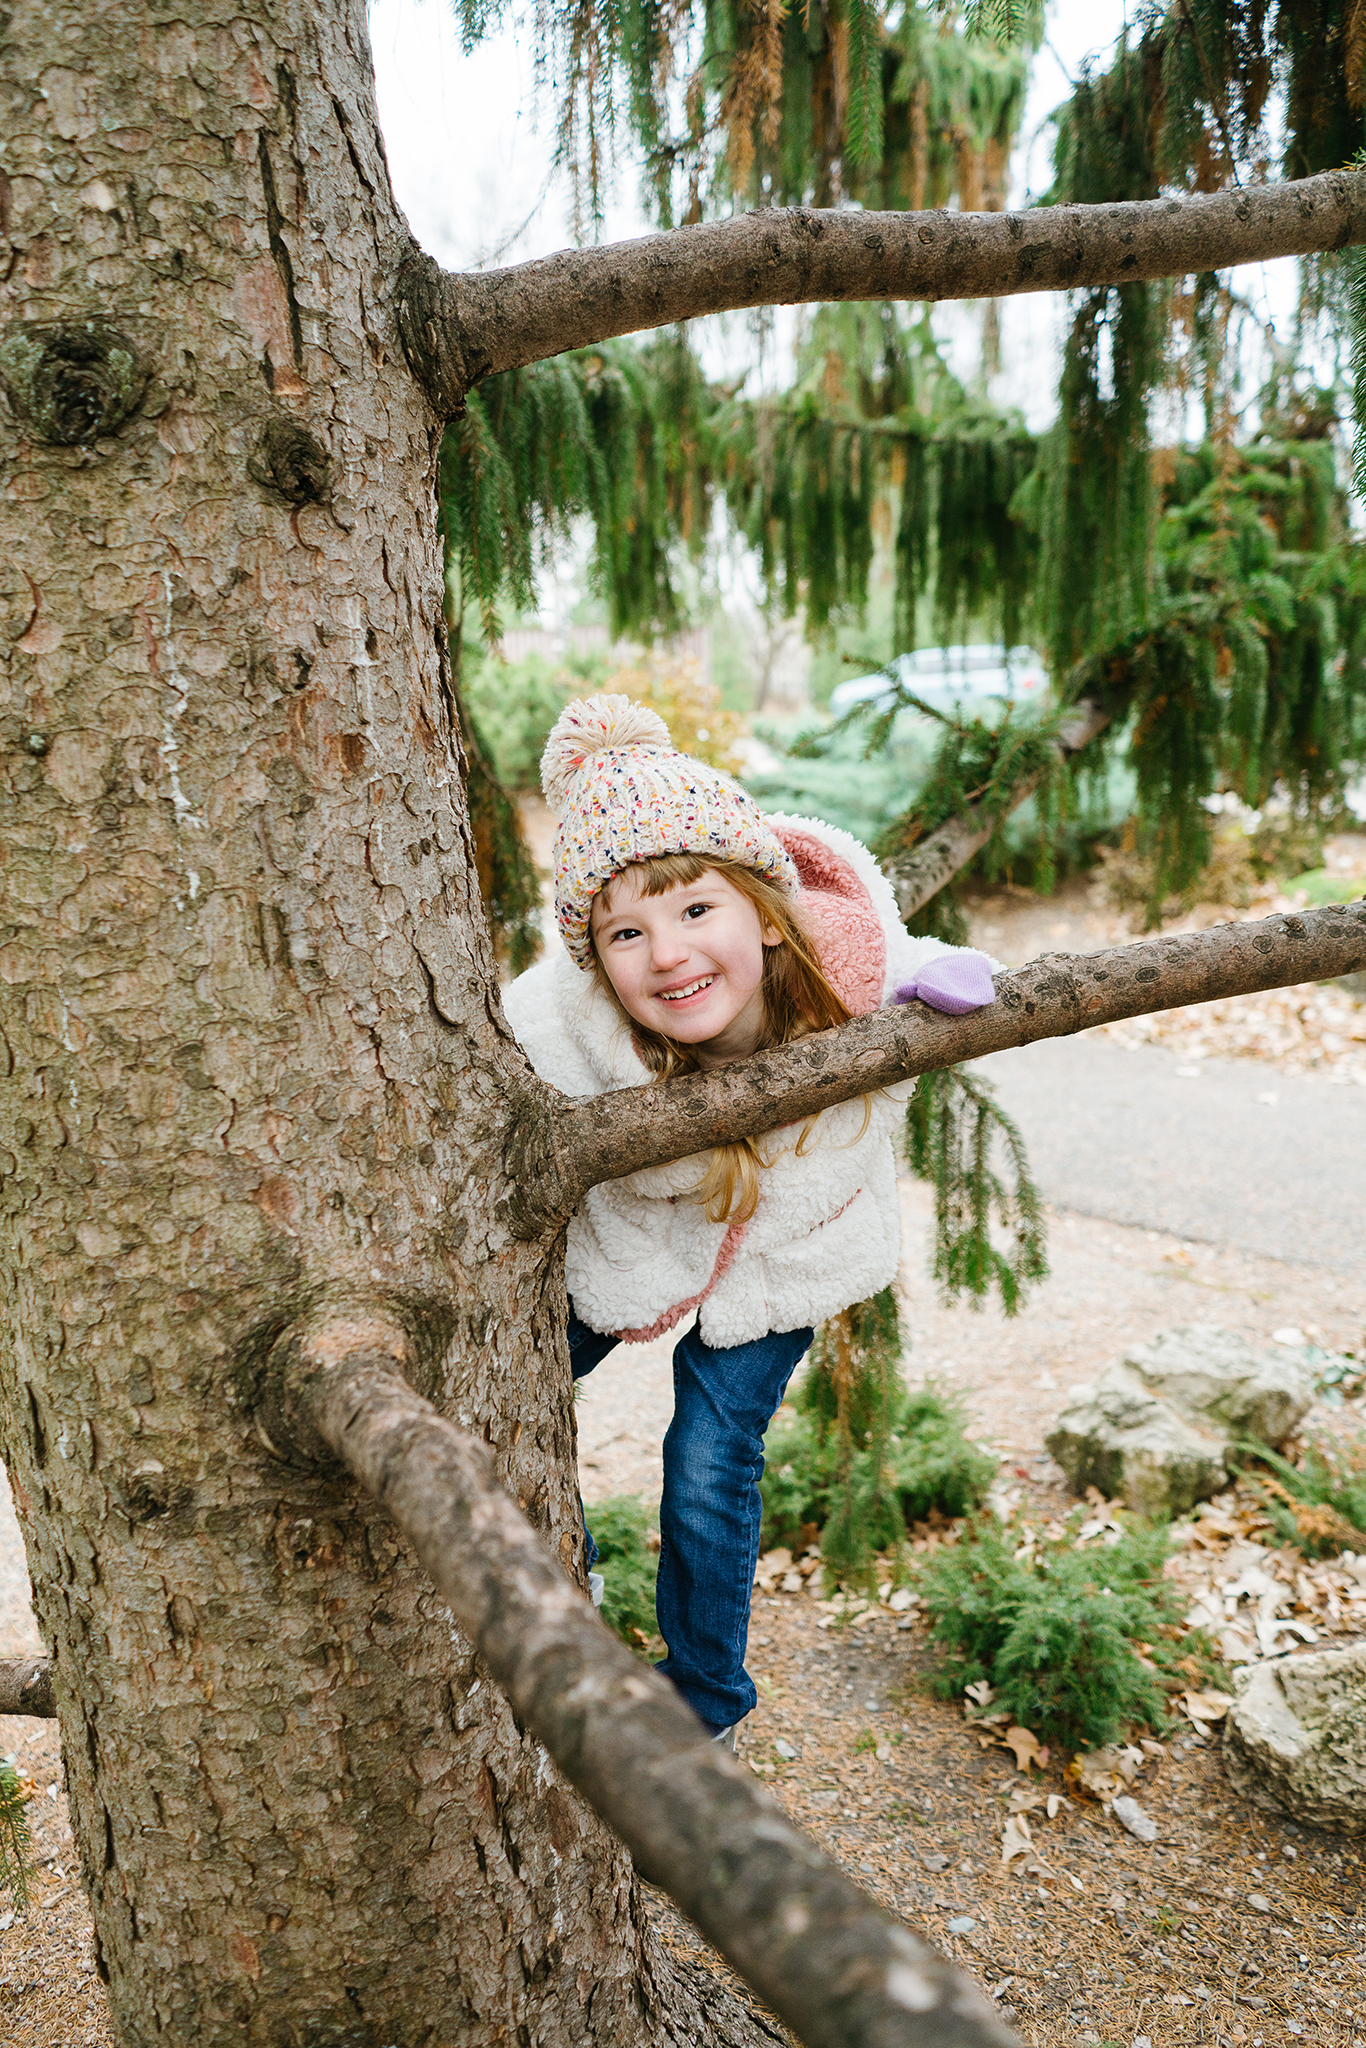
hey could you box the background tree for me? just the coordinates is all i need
[445,0,1366,933]
[2,3,1365,2044]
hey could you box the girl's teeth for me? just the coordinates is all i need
[662,977,713,1000]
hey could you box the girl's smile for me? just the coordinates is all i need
[589,867,782,1066]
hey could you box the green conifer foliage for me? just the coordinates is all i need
[1070,430,1366,917]
[438,333,713,645]
[460,0,1038,225]
[904,1064,1048,1314]
[758,1288,996,1579]
[0,1756,30,1913]
[917,1515,1189,1750]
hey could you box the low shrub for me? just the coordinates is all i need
[915,1515,1189,1752]
[1237,1436,1366,1557]
[0,1755,30,1912]
[584,1495,660,1651]
[761,1335,995,1568]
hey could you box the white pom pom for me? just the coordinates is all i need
[540,694,674,810]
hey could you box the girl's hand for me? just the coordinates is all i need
[892,952,997,1015]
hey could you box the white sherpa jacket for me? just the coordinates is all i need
[504,813,980,1349]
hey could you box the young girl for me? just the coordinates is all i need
[504,695,996,1743]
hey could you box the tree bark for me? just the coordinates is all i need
[0,4,765,2043]
[508,901,1366,1234]
[884,702,1112,922]
[395,171,1366,412]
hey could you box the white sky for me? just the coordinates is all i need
[367,0,1311,434]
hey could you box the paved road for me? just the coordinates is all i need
[976,1035,1366,1278]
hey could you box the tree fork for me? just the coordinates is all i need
[507,900,1366,1235]
[394,171,1366,413]
[249,1312,1017,2048]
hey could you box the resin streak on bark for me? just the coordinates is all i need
[885,702,1112,921]
[265,1328,1019,2048]
[396,171,1366,411]
[510,901,1366,1232]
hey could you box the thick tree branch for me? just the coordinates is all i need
[255,1316,1016,2048]
[885,700,1112,921]
[0,1657,54,1717]
[395,172,1366,413]
[507,900,1366,1237]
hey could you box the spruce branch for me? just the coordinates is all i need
[395,172,1366,416]
[904,1067,1047,1314]
[507,898,1366,1235]
[881,699,1112,920]
[256,1316,1018,2048]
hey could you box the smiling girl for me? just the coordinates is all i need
[504,695,996,1744]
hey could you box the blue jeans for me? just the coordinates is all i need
[568,1309,812,1734]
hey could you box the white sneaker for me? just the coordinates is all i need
[588,1572,605,1608]
[710,1724,737,1752]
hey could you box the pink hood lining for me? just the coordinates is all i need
[776,826,886,1017]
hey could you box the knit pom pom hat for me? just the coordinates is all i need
[541,694,800,967]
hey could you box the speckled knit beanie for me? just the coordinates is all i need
[541,694,800,967]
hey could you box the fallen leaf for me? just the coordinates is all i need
[1181,1689,1234,1727]
[1046,1793,1064,1819]
[964,1680,995,1709]
[1008,1787,1044,1814]
[753,1540,794,1589]
[1070,1747,1132,1799]
[1000,1815,1033,1866]
[1002,1725,1049,1772]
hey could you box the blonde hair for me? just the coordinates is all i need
[589,853,862,1224]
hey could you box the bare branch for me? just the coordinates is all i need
[395,172,1366,414]
[886,700,1112,921]
[0,1657,54,1718]
[259,1317,1017,2048]
[509,899,1366,1236]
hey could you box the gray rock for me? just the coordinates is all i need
[1126,1325,1315,1447]
[1045,1325,1314,1516]
[1223,1640,1366,1835]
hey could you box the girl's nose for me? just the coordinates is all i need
[649,929,691,972]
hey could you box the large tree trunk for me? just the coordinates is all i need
[0,4,765,2042]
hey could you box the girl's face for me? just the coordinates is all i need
[590,866,782,1067]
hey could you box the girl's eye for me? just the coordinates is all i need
[610,925,641,943]
[683,902,711,921]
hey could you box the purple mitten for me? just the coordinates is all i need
[892,951,997,1016]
